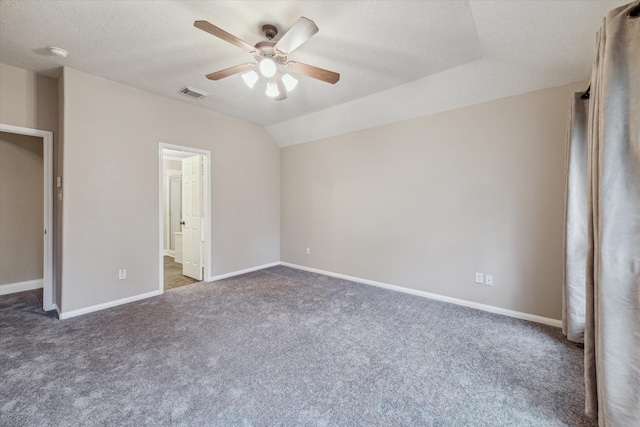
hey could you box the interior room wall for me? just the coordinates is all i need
[281,81,585,320]
[0,132,43,287]
[162,158,182,252]
[60,67,280,313]
[0,63,60,306]
[0,64,58,130]
[56,71,64,307]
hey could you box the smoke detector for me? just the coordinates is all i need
[179,86,209,100]
[48,46,69,58]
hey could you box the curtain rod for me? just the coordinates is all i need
[581,2,638,101]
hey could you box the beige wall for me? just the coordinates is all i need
[0,64,58,132]
[56,71,64,306]
[162,158,182,251]
[163,159,182,171]
[281,82,584,320]
[60,67,280,313]
[0,64,60,304]
[1,62,579,320]
[0,132,43,285]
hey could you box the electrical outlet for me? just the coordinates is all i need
[485,275,493,286]
[475,272,484,284]
[305,247,311,255]
[118,269,126,280]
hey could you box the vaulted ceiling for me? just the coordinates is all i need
[0,1,627,146]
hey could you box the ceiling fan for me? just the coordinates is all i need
[194,17,340,101]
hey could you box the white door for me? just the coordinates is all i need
[181,155,203,280]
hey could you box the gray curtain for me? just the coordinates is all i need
[563,93,589,343]
[571,2,640,426]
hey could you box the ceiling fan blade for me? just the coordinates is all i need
[274,17,319,56]
[273,73,288,101]
[286,62,340,84]
[206,63,255,80]
[194,20,259,55]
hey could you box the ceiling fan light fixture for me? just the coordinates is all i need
[195,17,340,101]
[241,70,259,88]
[282,73,298,92]
[259,57,277,78]
[266,81,279,97]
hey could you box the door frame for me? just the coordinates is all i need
[158,142,211,292]
[0,123,55,311]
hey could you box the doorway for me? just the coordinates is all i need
[0,124,54,311]
[158,143,211,292]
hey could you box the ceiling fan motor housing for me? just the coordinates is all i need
[262,24,278,40]
[253,41,286,63]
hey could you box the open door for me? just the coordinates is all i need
[181,154,203,281]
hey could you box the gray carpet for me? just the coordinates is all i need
[1,266,593,426]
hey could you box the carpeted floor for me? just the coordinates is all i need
[0,266,593,426]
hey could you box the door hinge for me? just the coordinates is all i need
[44,229,47,235]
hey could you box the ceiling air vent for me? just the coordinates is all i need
[179,86,209,100]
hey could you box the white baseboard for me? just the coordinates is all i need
[281,262,562,328]
[163,249,175,257]
[58,262,279,320]
[58,290,162,320]
[208,261,281,282]
[56,261,561,327]
[0,279,43,296]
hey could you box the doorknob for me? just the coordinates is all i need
[180,220,185,226]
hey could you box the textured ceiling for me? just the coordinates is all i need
[0,0,629,146]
